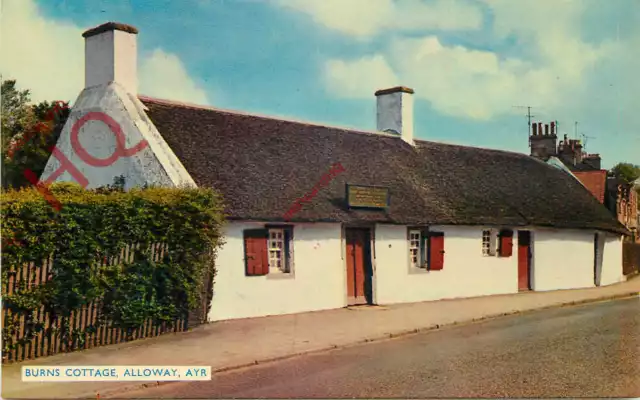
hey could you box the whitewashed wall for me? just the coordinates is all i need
[209,223,624,321]
[600,233,624,285]
[208,222,345,321]
[374,225,519,304]
[531,229,595,291]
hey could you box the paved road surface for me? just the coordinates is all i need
[123,297,639,398]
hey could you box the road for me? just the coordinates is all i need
[122,297,639,398]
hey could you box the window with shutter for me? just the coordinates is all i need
[244,229,269,276]
[498,229,514,257]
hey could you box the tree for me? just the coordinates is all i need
[610,162,640,185]
[1,79,70,189]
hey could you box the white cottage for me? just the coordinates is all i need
[41,22,629,322]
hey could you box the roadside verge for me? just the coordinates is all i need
[3,278,639,399]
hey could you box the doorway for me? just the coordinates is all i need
[594,233,604,286]
[517,231,532,291]
[345,228,373,305]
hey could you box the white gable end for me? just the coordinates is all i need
[40,82,196,190]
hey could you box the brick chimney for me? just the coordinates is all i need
[582,154,602,170]
[375,86,415,145]
[83,22,139,94]
[557,135,586,167]
[529,121,557,160]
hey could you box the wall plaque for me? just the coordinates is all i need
[346,184,390,209]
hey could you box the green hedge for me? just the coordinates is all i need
[1,181,225,353]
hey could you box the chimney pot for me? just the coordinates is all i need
[544,124,549,135]
[83,21,139,93]
[550,121,555,135]
[375,86,415,145]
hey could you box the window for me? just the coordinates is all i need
[268,228,288,273]
[244,226,293,276]
[409,229,423,268]
[408,228,445,270]
[482,229,497,256]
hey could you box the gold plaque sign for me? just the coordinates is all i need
[346,184,390,209]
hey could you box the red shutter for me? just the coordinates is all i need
[429,232,445,270]
[244,229,269,276]
[499,230,513,257]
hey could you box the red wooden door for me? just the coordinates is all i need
[517,231,531,290]
[346,228,368,305]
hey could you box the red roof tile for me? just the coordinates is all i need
[573,170,607,204]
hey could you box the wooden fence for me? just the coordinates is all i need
[1,243,209,364]
[622,242,640,276]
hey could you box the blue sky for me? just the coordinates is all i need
[3,0,638,169]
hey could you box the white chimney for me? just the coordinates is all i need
[375,86,415,145]
[83,22,139,94]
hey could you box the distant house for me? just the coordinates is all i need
[41,22,629,322]
[529,122,638,242]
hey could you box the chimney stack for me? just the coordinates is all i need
[83,22,139,94]
[583,154,601,170]
[530,122,557,159]
[375,86,415,145]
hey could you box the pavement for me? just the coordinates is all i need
[121,297,640,398]
[2,276,639,399]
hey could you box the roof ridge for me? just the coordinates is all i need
[138,96,567,160]
[414,138,532,158]
[138,95,400,140]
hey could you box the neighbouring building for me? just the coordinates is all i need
[41,22,630,322]
[529,121,638,242]
[607,178,639,242]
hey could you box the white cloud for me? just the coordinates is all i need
[276,0,483,38]
[321,0,628,122]
[324,55,399,98]
[324,36,556,120]
[0,0,209,105]
[139,49,209,105]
